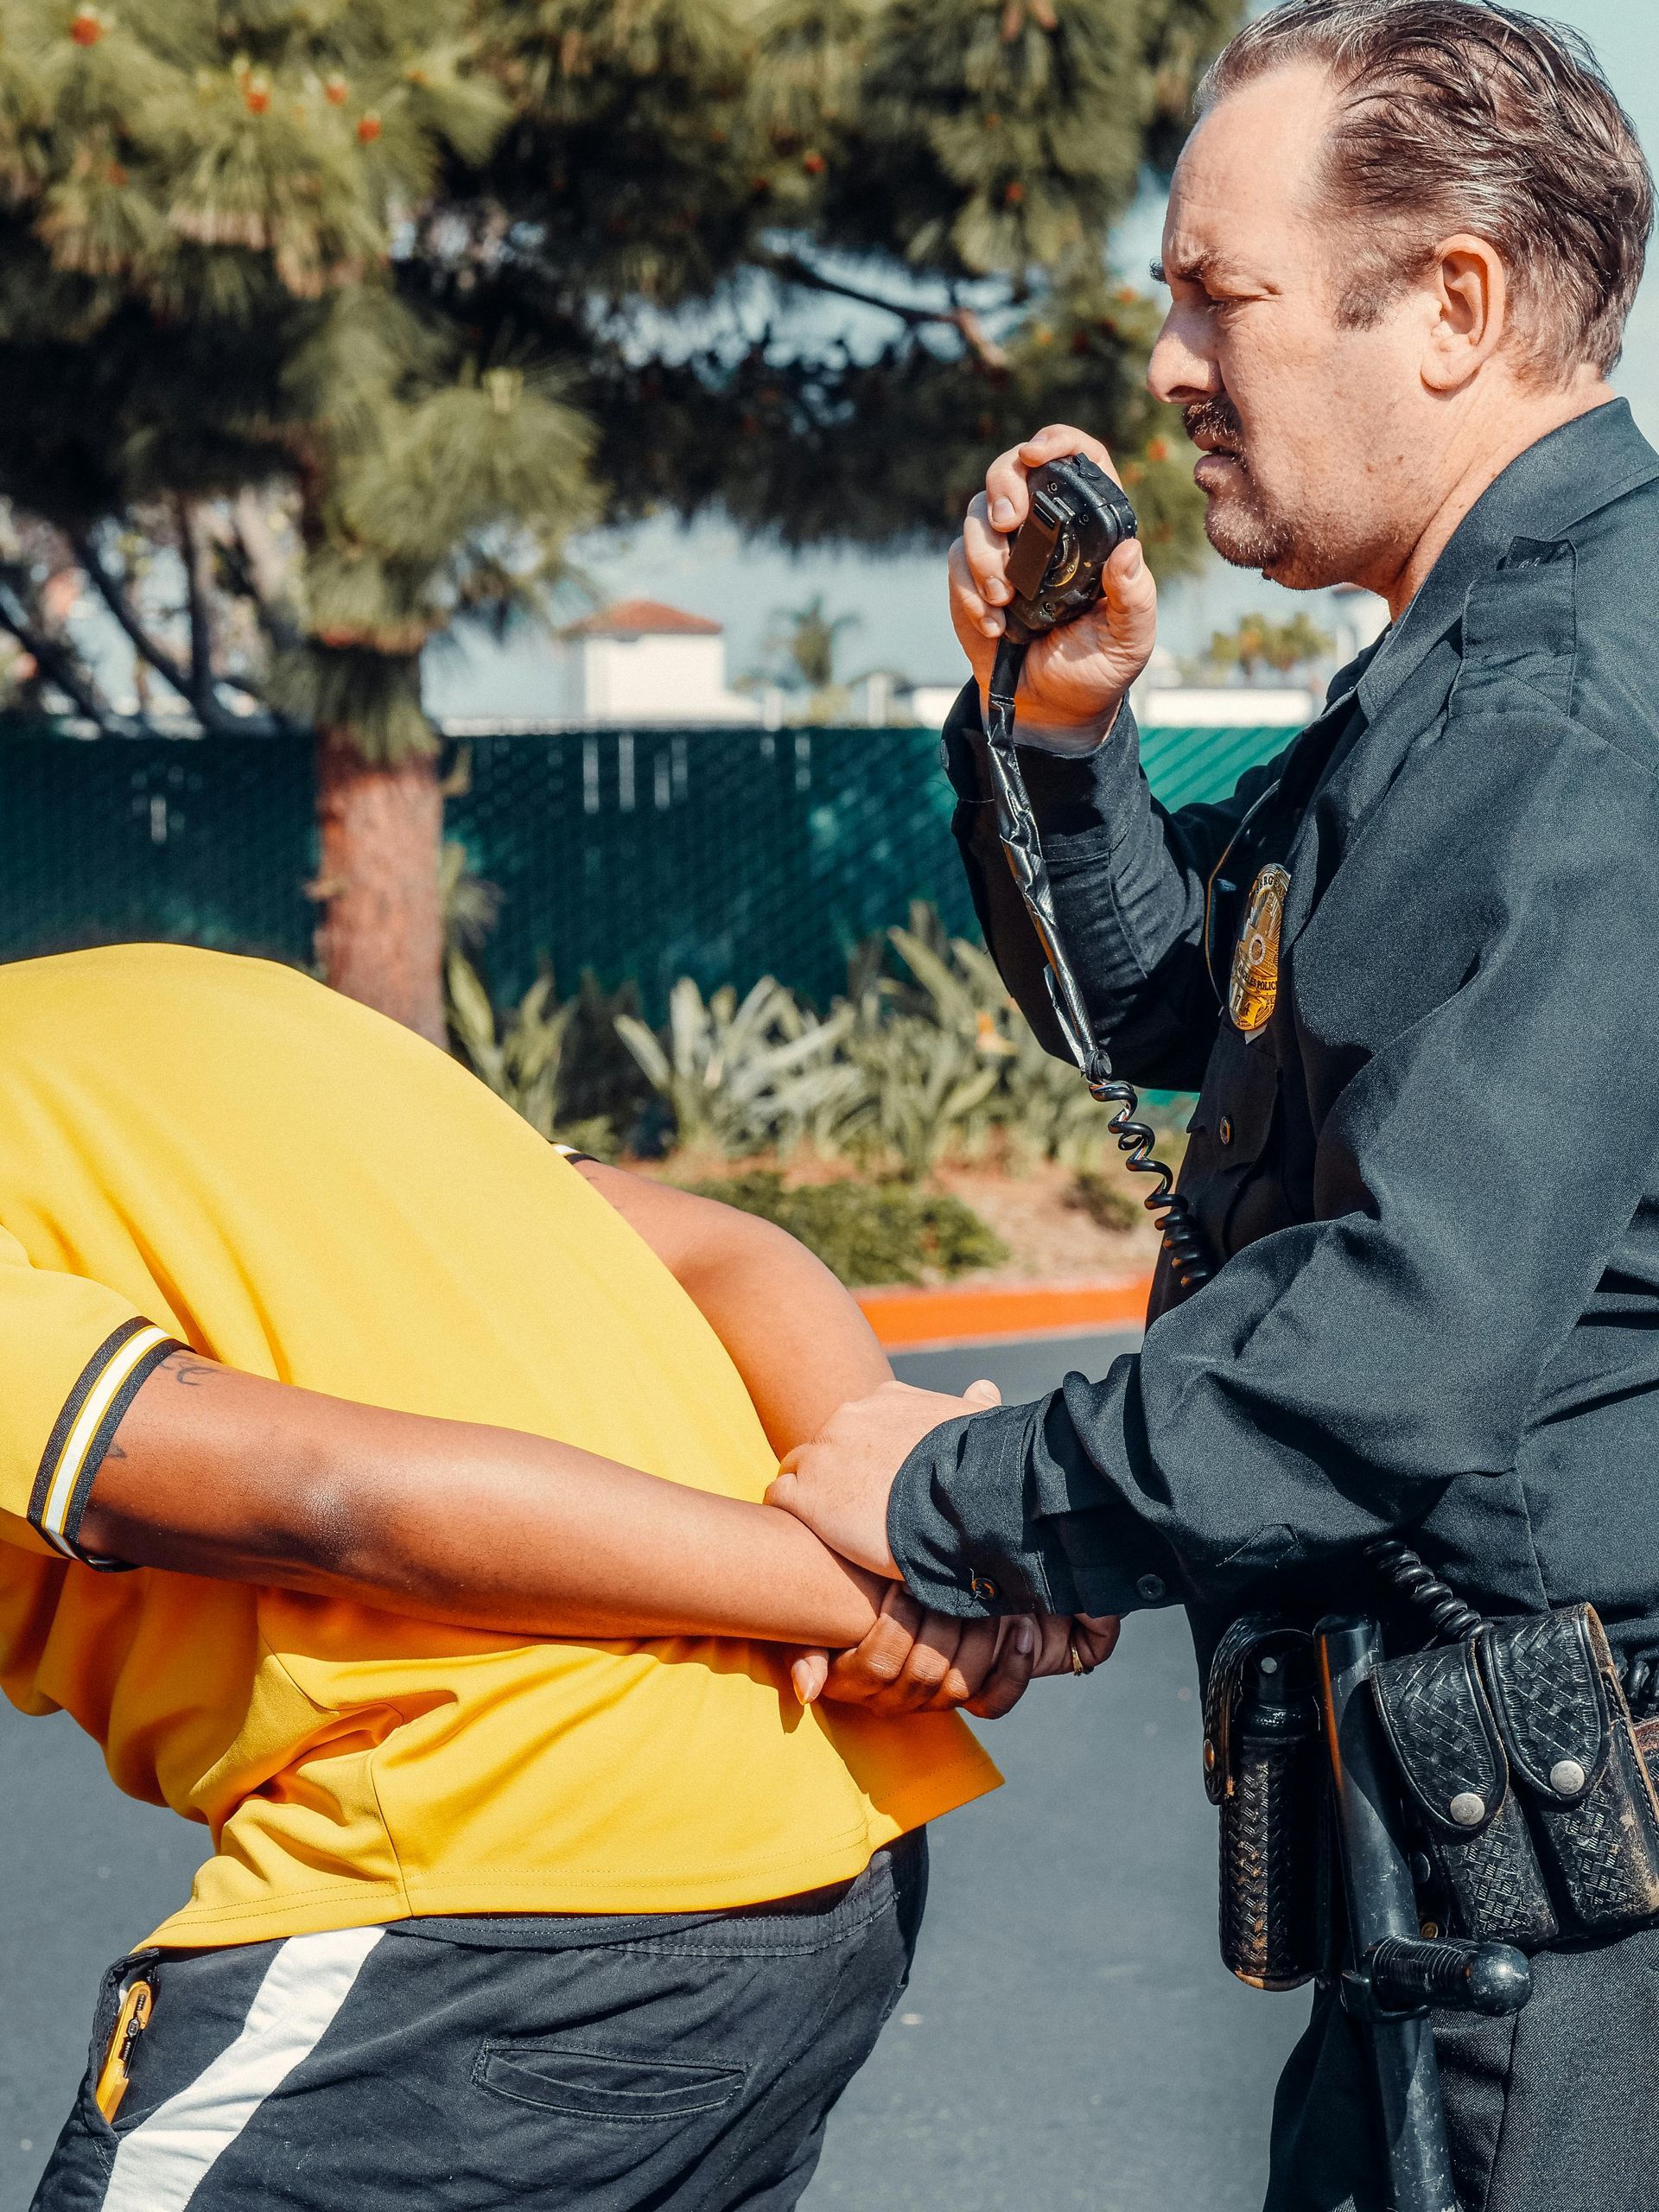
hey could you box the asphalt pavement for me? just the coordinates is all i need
[0,1329,1308,2211]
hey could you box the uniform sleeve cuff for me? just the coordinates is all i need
[940,683,1146,845]
[887,1402,1058,1617]
[887,1391,1186,1621]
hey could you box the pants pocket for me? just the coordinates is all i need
[474,2038,746,2122]
[466,2029,754,2203]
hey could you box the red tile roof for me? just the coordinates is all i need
[567,597,722,638]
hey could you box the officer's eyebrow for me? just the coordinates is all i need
[1159,247,1211,289]
[1154,245,1231,288]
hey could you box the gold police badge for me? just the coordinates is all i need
[1229,864,1290,1036]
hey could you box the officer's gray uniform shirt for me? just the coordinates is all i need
[892,399,1659,1662]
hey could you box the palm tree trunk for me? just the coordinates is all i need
[313,731,446,1046]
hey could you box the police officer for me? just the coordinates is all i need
[768,3,1659,2205]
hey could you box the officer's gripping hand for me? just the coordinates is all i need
[790,1583,1045,1720]
[769,1376,1122,1689]
[768,1376,1002,1578]
[949,422,1158,742]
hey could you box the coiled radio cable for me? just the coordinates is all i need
[985,636,1213,1297]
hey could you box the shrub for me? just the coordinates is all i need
[451,898,1194,1185]
[683,1171,1008,1288]
[1068,1166,1141,1233]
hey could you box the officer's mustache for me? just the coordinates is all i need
[1183,396,1248,469]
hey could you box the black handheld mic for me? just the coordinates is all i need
[983,452,1211,1294]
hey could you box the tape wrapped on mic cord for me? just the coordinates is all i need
[1368,1604,1659,1949]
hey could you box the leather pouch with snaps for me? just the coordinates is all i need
[1479,1604,1659,1933]
[1370,1636,1558,1949]
[1204,1615,1325,1989]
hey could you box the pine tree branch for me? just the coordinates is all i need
[226,488,302,654]
[175,497,228,728]
[73,530,194,702]
[76,525,275,721]
[756,251,1011,370]
[0,582,118,726]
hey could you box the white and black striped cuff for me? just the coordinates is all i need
[28,1320,182,1572]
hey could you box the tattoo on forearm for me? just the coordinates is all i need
[161,1352,219,1388]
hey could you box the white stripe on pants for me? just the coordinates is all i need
[101,1926,385,2212]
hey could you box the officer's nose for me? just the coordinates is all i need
[1148,304,1223,407]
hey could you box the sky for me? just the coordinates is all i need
[425,0,1659,718]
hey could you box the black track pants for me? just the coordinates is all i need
[31,1833,926,2212]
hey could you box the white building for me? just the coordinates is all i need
[899,682,970,730]
[898,669,1319,734]
[550,598,762,728]
[1134,683,1319,728]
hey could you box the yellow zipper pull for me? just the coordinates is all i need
[94,1979,153,2124]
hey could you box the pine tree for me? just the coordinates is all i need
[0,0,1241,1037]
[0,0,592,1039]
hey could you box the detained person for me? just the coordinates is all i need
[769,3,1659,2205]
[7,942,1115,2212]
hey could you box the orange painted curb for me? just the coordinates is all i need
[857,1275,1154,1351]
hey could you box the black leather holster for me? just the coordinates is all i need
[1370,1604,1659,1949]
[1205,1615,1326,1988]
[1207,1600,1659,1982]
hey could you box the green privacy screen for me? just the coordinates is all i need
[0,717,1294,1014]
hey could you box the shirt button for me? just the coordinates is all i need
[1218,1116,1234,1146]
[1136,1573,1166,1603]
[969,1573,999,1603]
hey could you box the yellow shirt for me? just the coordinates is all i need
[0,945,997,1948]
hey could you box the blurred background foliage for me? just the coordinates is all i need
[0,0,1242,1041]
[446,899,1190,1285]
[1191,608,1334,684]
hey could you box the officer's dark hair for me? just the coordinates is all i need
[1198,0,1653,379]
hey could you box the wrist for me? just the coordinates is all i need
[763,1504,883,1645]
[975,681,1123,753]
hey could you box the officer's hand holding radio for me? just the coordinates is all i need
[949,421,1159,741]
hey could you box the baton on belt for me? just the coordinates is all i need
[1315,1619,1529,2212]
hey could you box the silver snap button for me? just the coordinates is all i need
[1135,1573,1166,1603]
[1549,1758,1587,1796]
[1449,1791,1486,1827]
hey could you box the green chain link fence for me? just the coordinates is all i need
[0,715,1294,1014]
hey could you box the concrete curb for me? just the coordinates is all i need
[856,1275,1154,1352]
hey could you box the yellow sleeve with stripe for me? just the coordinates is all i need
[0,1227,181,1569]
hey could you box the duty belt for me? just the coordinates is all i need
[1207,1601,1659,1990]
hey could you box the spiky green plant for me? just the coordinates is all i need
[836,987,1002,1179]
[615,976,858,1158]
[885,912,1115,1170]
[446,946,615,1156]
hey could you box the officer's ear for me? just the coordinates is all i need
[1420,233,1510,395]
